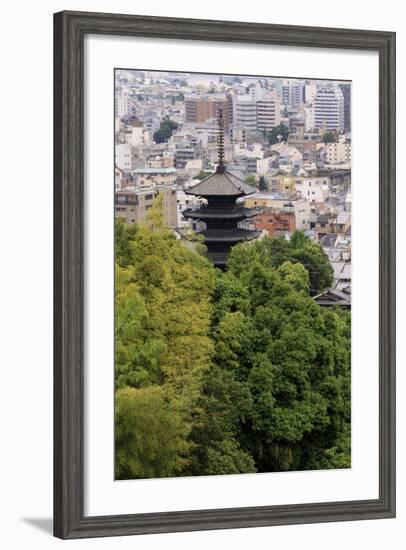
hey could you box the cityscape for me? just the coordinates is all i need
[114,69,352,480]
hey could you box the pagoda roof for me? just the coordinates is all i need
[201,228,261,243]
[186,169,258,197]
[183,206,260,220]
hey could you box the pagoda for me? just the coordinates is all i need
[183,111,261,268]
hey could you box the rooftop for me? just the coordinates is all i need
[313,289,351,309]
[186,170,257,197]
[201,228,261,243]
[133,167,177,174]
[183,206,260,220]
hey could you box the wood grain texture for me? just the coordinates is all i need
[53,10,396,539]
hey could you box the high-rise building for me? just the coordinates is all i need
[314,86,344,132]
[185,94,233,130]
[281,80,304,109]
[339,83,351,133]
[234,91,280,134]
[256,91,281,132]
[234,95,257,133]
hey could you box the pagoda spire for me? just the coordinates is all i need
[183,111,261,268]
[216,108,225,174]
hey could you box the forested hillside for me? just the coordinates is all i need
[115,216,351,480]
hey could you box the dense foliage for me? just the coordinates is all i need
[265,123,290,145]
[153,118,179,143]
[322,131,338,144]
[258,175,268,191]
[115,217,350,479]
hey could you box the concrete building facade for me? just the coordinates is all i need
[314,86,345,132]
[115,185,178,228]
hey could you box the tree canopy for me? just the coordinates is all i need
[322,131,338,144]
[153,118,179,143]
[258,175,268,191]
[265,124,290,145]
[115,220,350,479]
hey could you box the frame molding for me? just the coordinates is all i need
[54,10,396,539]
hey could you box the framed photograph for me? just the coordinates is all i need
[54,10,396,539]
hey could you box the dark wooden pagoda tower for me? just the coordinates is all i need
[184,111,261,268]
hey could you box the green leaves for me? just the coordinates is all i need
[153,118,178,143]
[115,222,351,478]
[227,232,333,295]
[115,386,191,479]
[265,123,290,145]
[322,130,338,144]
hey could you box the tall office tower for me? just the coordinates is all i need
[234,95,258,133]
[314,85,345,132]
[339,83,351,133]
[256,91,281,132]
[281,80,304,109]
[234,90,280,134]
[184,94,233,130]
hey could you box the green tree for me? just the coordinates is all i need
[265,124,290,145]
[114,218,349,479]
[258,175,268,191]
[115,217,138,267]
[153,118,178,143]
[114,217,217,478]
[115,386,190,479]
[322,131,337,144]
[222,254,350,472]
[227,231,333,295]
[245,175,257,185]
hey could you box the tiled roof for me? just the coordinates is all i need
[201,228,261,242]
[186,170,257,197]
[313,289,351,308]
[183,207,260,220]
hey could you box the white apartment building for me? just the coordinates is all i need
[256,91,281,132]
[234,91,280,134]
[304,105,315,131]
[325,135,352,163]
[281,80,303,108]
[234,96,257,133]
[295,176,330,203]
[293,198,311,231]
[115,90,136,118]
[121,125,146,147]
[314,86,344,132]
[248,81,265,100]
[115,143,134,171]
[304,83,317,104]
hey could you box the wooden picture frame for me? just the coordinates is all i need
[54,10,396,539]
